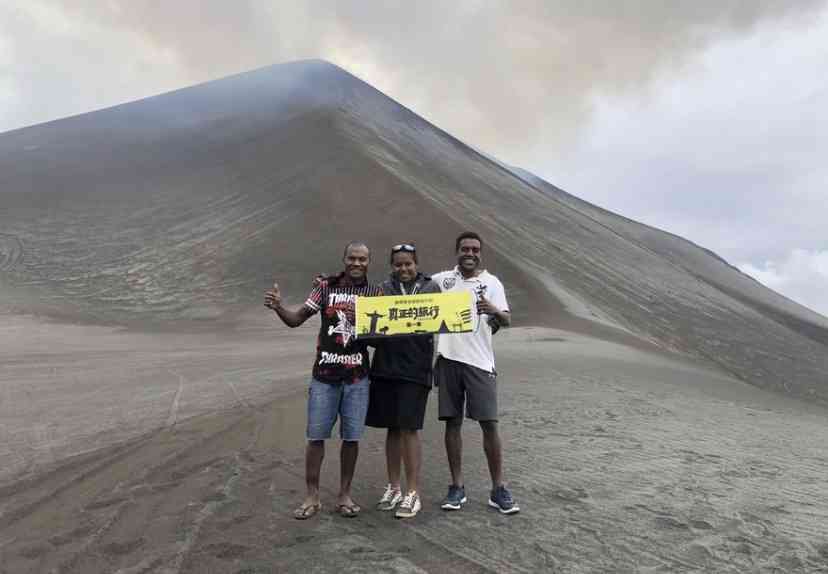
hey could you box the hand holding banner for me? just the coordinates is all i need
[355,291,474,338]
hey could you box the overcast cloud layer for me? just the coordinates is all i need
[1,0,827,316]
[543,10,828,316]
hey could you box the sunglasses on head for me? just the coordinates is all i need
[391,243,416,253]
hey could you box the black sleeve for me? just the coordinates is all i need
[422,280,441,294]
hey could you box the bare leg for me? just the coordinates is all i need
[480,421,503,489]
[386,428,402,489]
[401,429,422,493]
[338,440,359,506]
[444,418,464,487]
[303,440,325,507]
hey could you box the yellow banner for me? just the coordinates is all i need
[355,291,474,338]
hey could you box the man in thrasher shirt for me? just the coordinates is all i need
[432,231,520,515]
[264,241,382,519]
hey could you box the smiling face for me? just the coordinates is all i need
[343,244,370,281]
[391,251,418,283]
[456,237,482,275]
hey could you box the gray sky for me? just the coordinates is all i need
[2,1,827,317]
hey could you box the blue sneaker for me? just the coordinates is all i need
[488,485,520,514]
[441,485,467,510]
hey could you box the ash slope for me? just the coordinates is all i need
[1,59,826,401]
[2,328,827,574]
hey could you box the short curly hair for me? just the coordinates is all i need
[342,241,371,259]
[455,231,483,252]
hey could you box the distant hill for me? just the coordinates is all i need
[1,59,826,401]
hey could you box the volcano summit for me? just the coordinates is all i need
[1,61,827,573]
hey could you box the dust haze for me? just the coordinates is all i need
[3,0,825,161]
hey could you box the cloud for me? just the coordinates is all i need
[739,250,828,318]
[0,1,185,130]
[541,8,828,265]
[1,0,825,165]
[0,27,15,109]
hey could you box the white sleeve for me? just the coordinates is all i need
[490,277,509,312]
[431,271,449,292]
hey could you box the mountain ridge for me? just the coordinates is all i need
[1,59,826,402]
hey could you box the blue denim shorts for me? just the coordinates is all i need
[306,376,370,441]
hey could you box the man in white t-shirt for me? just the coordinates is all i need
[432,231,519,515]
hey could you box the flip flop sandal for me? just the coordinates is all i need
[293,502,322,520]
[336,503,361,518]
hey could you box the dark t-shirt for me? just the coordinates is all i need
[303,276,382,383]
[370,273,440,387]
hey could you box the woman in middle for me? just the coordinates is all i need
[367,243,439,519]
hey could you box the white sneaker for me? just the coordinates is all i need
[395,491,422,519]
[377,484,402,510]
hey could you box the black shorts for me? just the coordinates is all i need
[365,378,430,430]
[435,356,498,422]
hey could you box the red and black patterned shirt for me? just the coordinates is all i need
[303,275,382,383]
